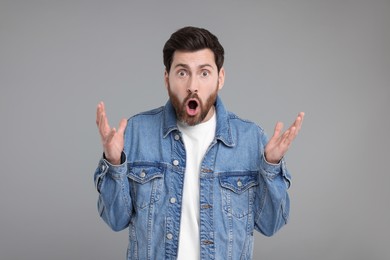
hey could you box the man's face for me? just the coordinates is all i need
[165,48,225,126]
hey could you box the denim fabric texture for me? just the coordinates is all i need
[94,96,291,260]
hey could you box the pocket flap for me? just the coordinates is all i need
[219,172,258,194]
[128,164,164,184]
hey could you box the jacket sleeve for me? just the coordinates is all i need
[254,132,292,237]
[94,152,133,232]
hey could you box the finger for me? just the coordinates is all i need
[117,118,127,135]
[285,112,304,138]
[96,101,107,124]
[96,102,103,126]
[292,112,304,133]
[98,112,105,138]
[99,111,111,138]
[272,122,284,139]
[298,111,305,120]
[280,128,291,143]
[105,128,116,144]
[295,112,304,131]
[268,122,284,146]
[287,116,299,132]
[283,126,297,145]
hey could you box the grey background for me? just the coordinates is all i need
[1,0,389,259]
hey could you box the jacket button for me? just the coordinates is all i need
[173,160,179,166]
[170,197,176,204]
[140,171,146,178]
[166,233,173,240]
[237,180,243,187]
[174,134,180,140]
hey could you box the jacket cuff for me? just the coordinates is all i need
[102,152,127,177]
[261,153,282,174]
[260,153,291,187]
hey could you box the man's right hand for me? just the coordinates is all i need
[96,102,127,165]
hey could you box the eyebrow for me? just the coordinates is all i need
[174,63,214,70]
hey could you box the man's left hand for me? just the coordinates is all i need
[264,112,305,164]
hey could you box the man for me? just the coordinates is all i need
[94,26,304,260]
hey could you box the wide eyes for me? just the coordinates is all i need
[177,70,188,77]
[201,70,210,77]
[176,69,210,78]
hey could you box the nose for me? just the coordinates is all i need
[187,76,198,93]
[187,88,198,94]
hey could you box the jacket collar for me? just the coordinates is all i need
[162,95,234,147]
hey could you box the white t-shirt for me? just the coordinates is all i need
[177,112,216,260]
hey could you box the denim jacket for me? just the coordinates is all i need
[94,96,291,260]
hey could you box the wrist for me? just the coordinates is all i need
[264,153,281,165]
[103,152,122,165]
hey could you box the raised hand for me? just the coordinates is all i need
[264,112,304,164]
[96,102,127,165]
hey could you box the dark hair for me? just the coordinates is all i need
[163,26,225,73]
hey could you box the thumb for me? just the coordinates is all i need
[117,118,127,135]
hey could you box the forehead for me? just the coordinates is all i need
[171,48,216,68]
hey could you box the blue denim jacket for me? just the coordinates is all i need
[94,96,291,260]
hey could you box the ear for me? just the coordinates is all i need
[164,70,169,89]
[218,67,225,90]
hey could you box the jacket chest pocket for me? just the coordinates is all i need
[219,172,259,218]
[127,165,165,209]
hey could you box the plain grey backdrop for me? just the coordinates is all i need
[1,0,389,259]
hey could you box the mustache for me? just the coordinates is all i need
[184,93,200,103]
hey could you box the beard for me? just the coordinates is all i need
[168,83,219,126]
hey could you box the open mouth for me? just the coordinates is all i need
[186,98,199,116]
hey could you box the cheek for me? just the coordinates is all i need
[203,81,219,95]
[168,83,187,102]
[175,88,187,101]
